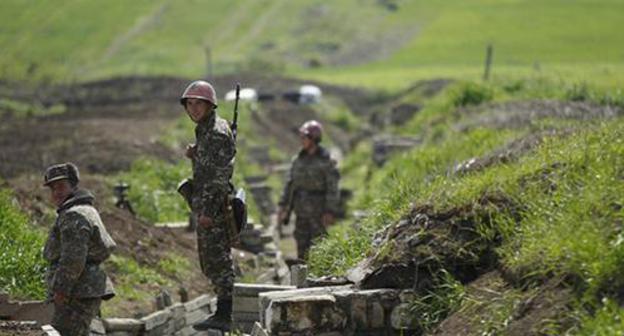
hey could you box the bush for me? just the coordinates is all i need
[0,189,46,299]
[452,82,494,107]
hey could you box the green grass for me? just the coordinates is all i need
[115,157,190,224]
[309,76,624,333]
[0,188,46,299]
[2,0,623,87]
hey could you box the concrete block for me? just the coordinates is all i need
[233,311,261,322]
[184,294,214,312]
[185,307,209,325]
[42,324,61,336]
[11,300,54,325]
[250,321,269,336]
[391,303,418,330]
[89,318,106,334]
[169,302,186,320]
[234,296,261,313]
[141,308,171,330]
[174,326,196,336]
[234,283,295,297]
[103,318,144,332]
[368,301,385,329]
[265,294,346,333]
[290,264,308,287]
[107,332,135,336]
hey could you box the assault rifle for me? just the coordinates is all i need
[231,83,240,141]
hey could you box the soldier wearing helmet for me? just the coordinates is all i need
[278,120,340,260]
[42,163,116,336]
[180,80,237,332]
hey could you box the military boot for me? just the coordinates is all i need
[192,298,232,331]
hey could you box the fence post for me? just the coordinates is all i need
[483,44,493,81]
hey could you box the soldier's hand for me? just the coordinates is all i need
[322,213,335,228]
[185,144,196,159]
[53,292,67,305]
[198,214,213,228]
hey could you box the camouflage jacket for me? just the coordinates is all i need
[279,146,340,217]
[43,189,116,299]
[191,112,236,216]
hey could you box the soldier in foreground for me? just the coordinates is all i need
[179,80,237,331]
[42,163,116,336]
[278,120,340,260]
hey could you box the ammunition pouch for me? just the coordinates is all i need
[226,188,247,248]
[177,178,194,208]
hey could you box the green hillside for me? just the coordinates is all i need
[2,0,623,88]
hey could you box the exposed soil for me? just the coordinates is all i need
[430,271,574,336]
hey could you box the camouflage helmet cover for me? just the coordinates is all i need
[299,120,323,142]
[180,80,218,107]
[43,162,80,187]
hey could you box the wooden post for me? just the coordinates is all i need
[483,44,493,81]
[205,45,213,80]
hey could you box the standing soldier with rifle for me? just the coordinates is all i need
[278,120,340,260]
[42,162,116,336]
[178,80,238,332]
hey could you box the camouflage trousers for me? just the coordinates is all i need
[294,215,327,260]
[196,210,234,300]
[52,297,101,336]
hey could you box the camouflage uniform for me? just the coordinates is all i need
[43,189,116,336]
[279,146,340,259]
[190,112,236,300]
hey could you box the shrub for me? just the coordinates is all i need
[0,189,46,299]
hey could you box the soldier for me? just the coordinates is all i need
[179,80,236,331]
[278,120,340,260]
[42,162,116,336]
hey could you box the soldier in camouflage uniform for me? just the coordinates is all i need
[278,120,340,260]
[42,162,116,336]
[179,80,236,332]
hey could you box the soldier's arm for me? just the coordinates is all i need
[324,159,341,214]
[52,212,92,295]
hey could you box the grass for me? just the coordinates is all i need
[2,1,623,89]
[0,188,46,300]
[308,76,624,333]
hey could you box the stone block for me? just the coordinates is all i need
[234,296,261,313]
[103,318,144,332]
[265,294,346,333]
[10,300,54,325]
[368,301,385,329]
[141,309,171,330]
[290,264,308,288]
[185,307,209,325]
[169,302,186,320]
[350,293,367,330]
[174,326,196,336]
[391,303,418,330]
[184,294,214,312]
[233,311,261,322]
[42,324,61,336]
[107,332,135,336]
[234,283,295,297]
[250,321,269,336]
[90,318,106,334]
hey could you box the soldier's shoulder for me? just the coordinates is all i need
[214,116,233,138]
[62,205,97,227]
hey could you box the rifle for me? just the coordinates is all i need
[281,185,295,226]
[231,83,240,141]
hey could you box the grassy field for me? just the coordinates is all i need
[2,0,622,88]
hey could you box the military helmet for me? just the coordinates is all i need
[43,162,80,187]
[180,80,218,107]
[299,120,323,142]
